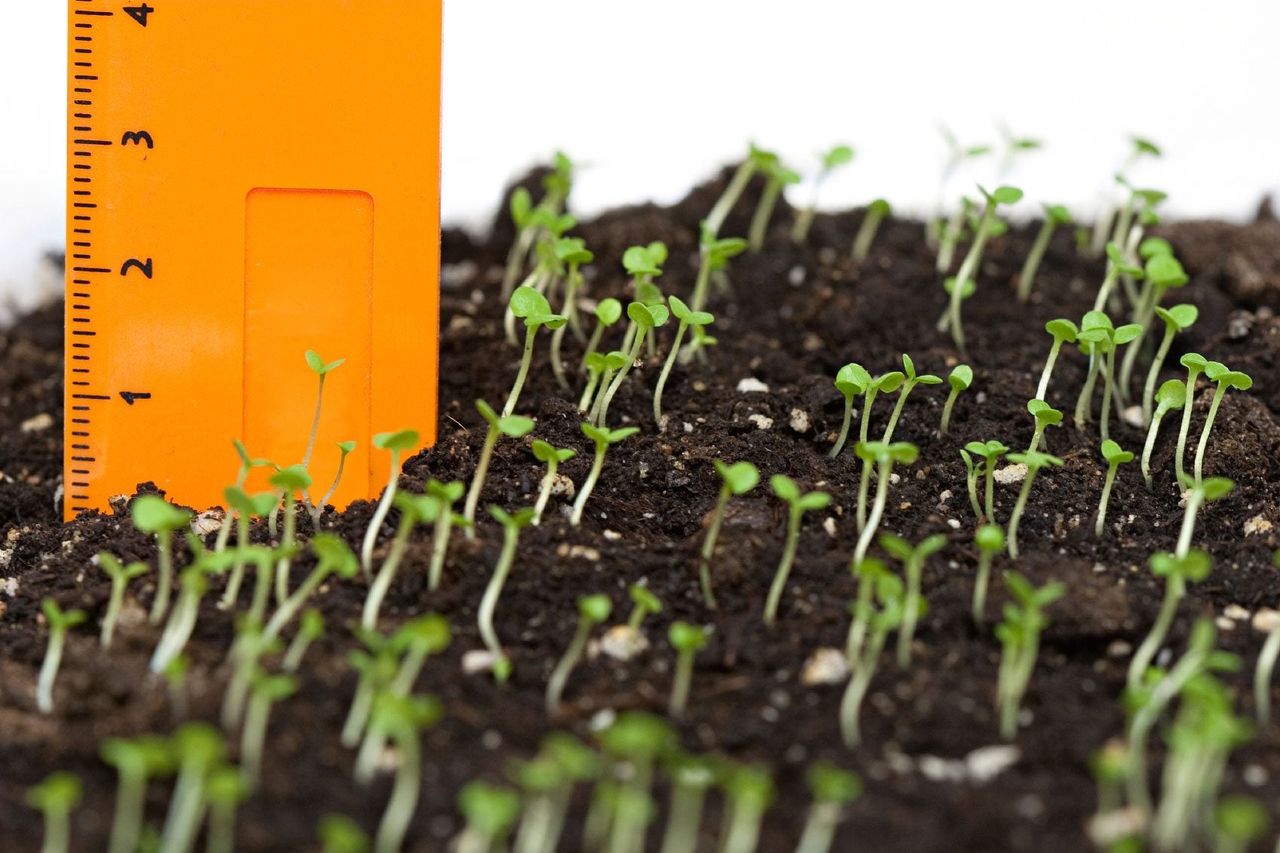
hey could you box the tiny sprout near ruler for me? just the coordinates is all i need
[65,0,441,519]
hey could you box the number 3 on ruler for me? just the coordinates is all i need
[125,4,154,26]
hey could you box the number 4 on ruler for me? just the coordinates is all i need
[124,4,154,27]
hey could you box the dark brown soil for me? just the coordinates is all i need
[3,171,1280,852]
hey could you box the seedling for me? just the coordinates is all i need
[1004,451,1064,559]
[668,621,708,719]
[1071,311,1141,440]
[387,614,451,699]
[131,494,193,624]
[363,492,439,630]
[1141,379,1187,487]
[659,754,717,853]
[940,185,1023,354]
[935,195,975,274]
[880,532,946,666]
[463,401,534,535]
[622,245,667,358]
[764,475,831,626]
[1094,440,1134,538]
[265,532,358,642]
[26,771,81,853]
[570,423,639,526]
[1127,549,1213,693]
[705,143,777,239]
[1180,475,1233,557]
[880,355,941,442]
[479,507,536,681]
[844,557,889,664]
[626,583,663,636]
[240,670,298,791]
[425,478,467,589]
[164,653,190,719]
[221,619,284,731]
[1141,304,1197,425]
[719,765,775,853]
[590,302,670,426]
[300,350,345,500]
[854,371,906,530]
[1117,253,1190,400]
[829,363,871,458]
[531,440,576,525]
[1193,362,1253,483]
[840,571,909,747]
[457,781,522,853]
[1256,551,1280,724]
[97,552,146,648]
[341,631,399,748]
[653,296,714,423]
[360,428,419,575]
[1214,796,1268,853]
[500,156,573,299]
[1173,353,1208,484]
[36,599,85,714]
[101,735,173,853]
[1091,241,1144,314]
[580,297,623,372]
[1034,319,1078,401]
[311,440,357,528]
[317,815,370,853]
[282,608,324,673]
[852,442,918,567]
[960,448,981,519]
[205,765,249,853]
[220,487,278,609]
[371,694,443,853]
[1017,204,1071,302]
[792,144,854,243]
[995,573,1064,738]
[159,722,225,853]
[214,440,271,553]
[151,548,223,674]
[504,286,567,417]
[939,364,972,435]
[972,524,1005,626]
[697,460,760,608]
[598,712,676,853]
[748,157,801,251]
[930,127,990,249]
[690,226,749,314]
[963,439,1009,522]
[550,238,594,386]
[1025,400,1062,454]
[579,351,627,413]
[270,464,312,603]
[546,593,612,715]
[796,763,862,853]
[851,199,891,263]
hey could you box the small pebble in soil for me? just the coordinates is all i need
[20,412,53,433]
[598,624,647,661]
[480,730,502,750]
[801,647,849,685]
[461,649,500,675]
[1244,764,1269,787]
[788,266,806,286]
[822,517,837,537]
[994,463,1027,485]
[1223,604,1251,621]
[1252,608,1280,633]
[1244,514,1272,535]
[747,413,774,430]
[737,377,770,393]
[788,408,811,433]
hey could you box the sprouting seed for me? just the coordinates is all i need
[26,771,82,853]
[626,584,663,637]
[97,553,146,649]
[796,762,862,853]
[239,671,298,792]
[159,723,225,853]
[1126,549,1213,692]
[130,495,192,625]
[300,349,345,514]
[1193,362,1253,483]
[360,428,420,574]
[971,524,1005,626]
[1091,241,1144,313]
[995,573,1065,739]
[653,296,714,424]
[829,362,871,458]
[667,621,708,719]
[845,557,888,664]
[1141,304,1197,425]
[458,781,522,853]
[1025,400,1063,454]
[697,460,760,608]
[764,476,831,626]
[580,297,623,374]
[1017,204,1071,302]
[282,609,324,673]
[852,441,918,567]
[960,448,981,520]
[1173,353,1208,485]
[1095,440,1134,537]
[264,532,358,643]
[840,572,909,747]
[570,424,639,526]
[590,302,669,427]
[851,199,891,263]
[1141,379,1187,488]
[880,532,947,667]
[792,144,854,244]
[546,594,612,716]
[504,286,567,417]
[550,238,594,388]
[659,754,716,853]
[463,401,534,535]
[748,157,801,252]
[880,354,942,442]
[311,440,357,529]
[214,440,271,554]
[690,226,749,314]
[579,351,627,414]
[939,364,972,435]
[317,814,370,853]
[101,735,173,853]
[1005,451,1064,560]
[362,492,438,631]
[1117,253,1190,402]
[1034,319,1078,401]
[478,507,536,682]
[425,478,468,590]
[220,487,276,610]
[940,184,1023,355]
[269,464,312,605]
[37,599,86,714]
[963,439,1010,522]
[530,440,577,525]
[372,694,443,853]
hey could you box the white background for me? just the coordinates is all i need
[2,1,1277,315]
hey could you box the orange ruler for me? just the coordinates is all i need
[64,0,440,519]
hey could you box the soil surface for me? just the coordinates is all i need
[3,170,1280,852]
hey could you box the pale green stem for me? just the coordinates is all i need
[239,690,276,792]
[1006,469,1039,560]
[362,512,414,631]
[106,768,146,853]
[840,626,886,747]
[149,529,173,625]
[1098,349,1117,442]
[219,514,251,609]
[851,209,885,263]
[546,617,593,715]
[653,321,690,424]
[705,160,756,238]
[580,323,605,373]
[697,489,730,609]
[972,550,993,626]
[1141,406,1171,488]
[1073,354,1100,430]
[570,444,606,527]
[897,555,923,667]
[426,508,453,591]
[1092,266,1120,313]
[532,460,559,526]
[940,387,961,435]
[36,626,68,714]
[747,179,782,251]
[1193,384,1228,484]
[274,492,296,605]
[1017,219,1056,302]
[852,460,891,567]
[1174,369,1203,484]
[478,525,520,672]
[374,726,420,853]
[659,781,707,853]
[1095,463,1119,537]
[795,803,842,853]
[830,396,855,458]
[1254,625,1280,725]
[669,650,696,718]
[362,450,401,569]
[463,428,499,538]
[102,577,126,648]
[592,335,643,427]
[1035,339,1064,401]
[1126,575,1184,692]
[935,204,965,273]
[763,507,803,626]
[503,323,539,418]
[1141,327,1176,426]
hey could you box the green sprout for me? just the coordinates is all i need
[1016,204,1071,302]
[930,127,990,249]
[1173,353,1208,484]
[26,771,81,853]
[1141,379,1187,488]
[317,814,370,853]
[658,754,716,853]
[1004,451,1064,559]
[214,440,270,554]
[1256,551,1280,725]
[386,614,451,699]
[959,446,981,519]
[880,533,946,666]
[36,598,85,714]
[668,621,708,719]
[791,144,854,243]
[101,735,173,853]
[620,245,667,359]
[578,351,627,414]
[221,619,284,731]
[939,364,972,435]
[504,286,567,417]
[590,302,669,427]
[159,722,224,853]
[747,157,800,252]
[626,583,663,637]
[1089,739,1128,818]
[996,124,1041,176]
[97,552,146,648]
[844,557,888,663]
[205,765,249,853]
[220,487,277,609]
[150,546,224,674]
[1215,795,1268,853]
[363,491,439,631]
[1127,548,1214,693]
[1117,252,1190,401]
[458,781,521,853]
[995,572,1064,739]
[479,507,536,681]
[705,143,776,239]
[164,653,190,719]
[1025,400,1062,454]
[851,199,891,263]
[940,185,1023,354]
[131,494,192,625]
[425,479,467,589]
[359,428,419,574]
[764,475,831,626]
[1095,440,1134,538]
[1109,181,1167,287]
[697,460,760,609]
[719,763,775,853]
[852,441,918,567]
[512,734,599,853]
[270,464,312,604]
[463,401,534,535]
[502,205,577,345]
[549,238,594,388]
[829,362,871,458]
[972,523,1005,627]
[263,532,357,642]
[580,297,623,375]
[531,440,576,525]
[341,631,398,749]
[840,571,909,747]
[690,227,749,314]
[598,712,676,852]
[962,439,1009,523]
[239,671,298,791]
[1034,319,1078,401]
[881,354,941,441]
[300,349,345,507]
[500,155,574,299]
[282,608,324,672]
[311,440,357,529]
[653,296,714,424]
[1141,304,1197,425]
[1192,362,1253,483]
[1077,311,1142,440]
[570,424,639,526]
[935,195,975,273]
[796,762,861,853]
[372,694,443,853]
[853,371,905,529]
[546,593,612,715]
